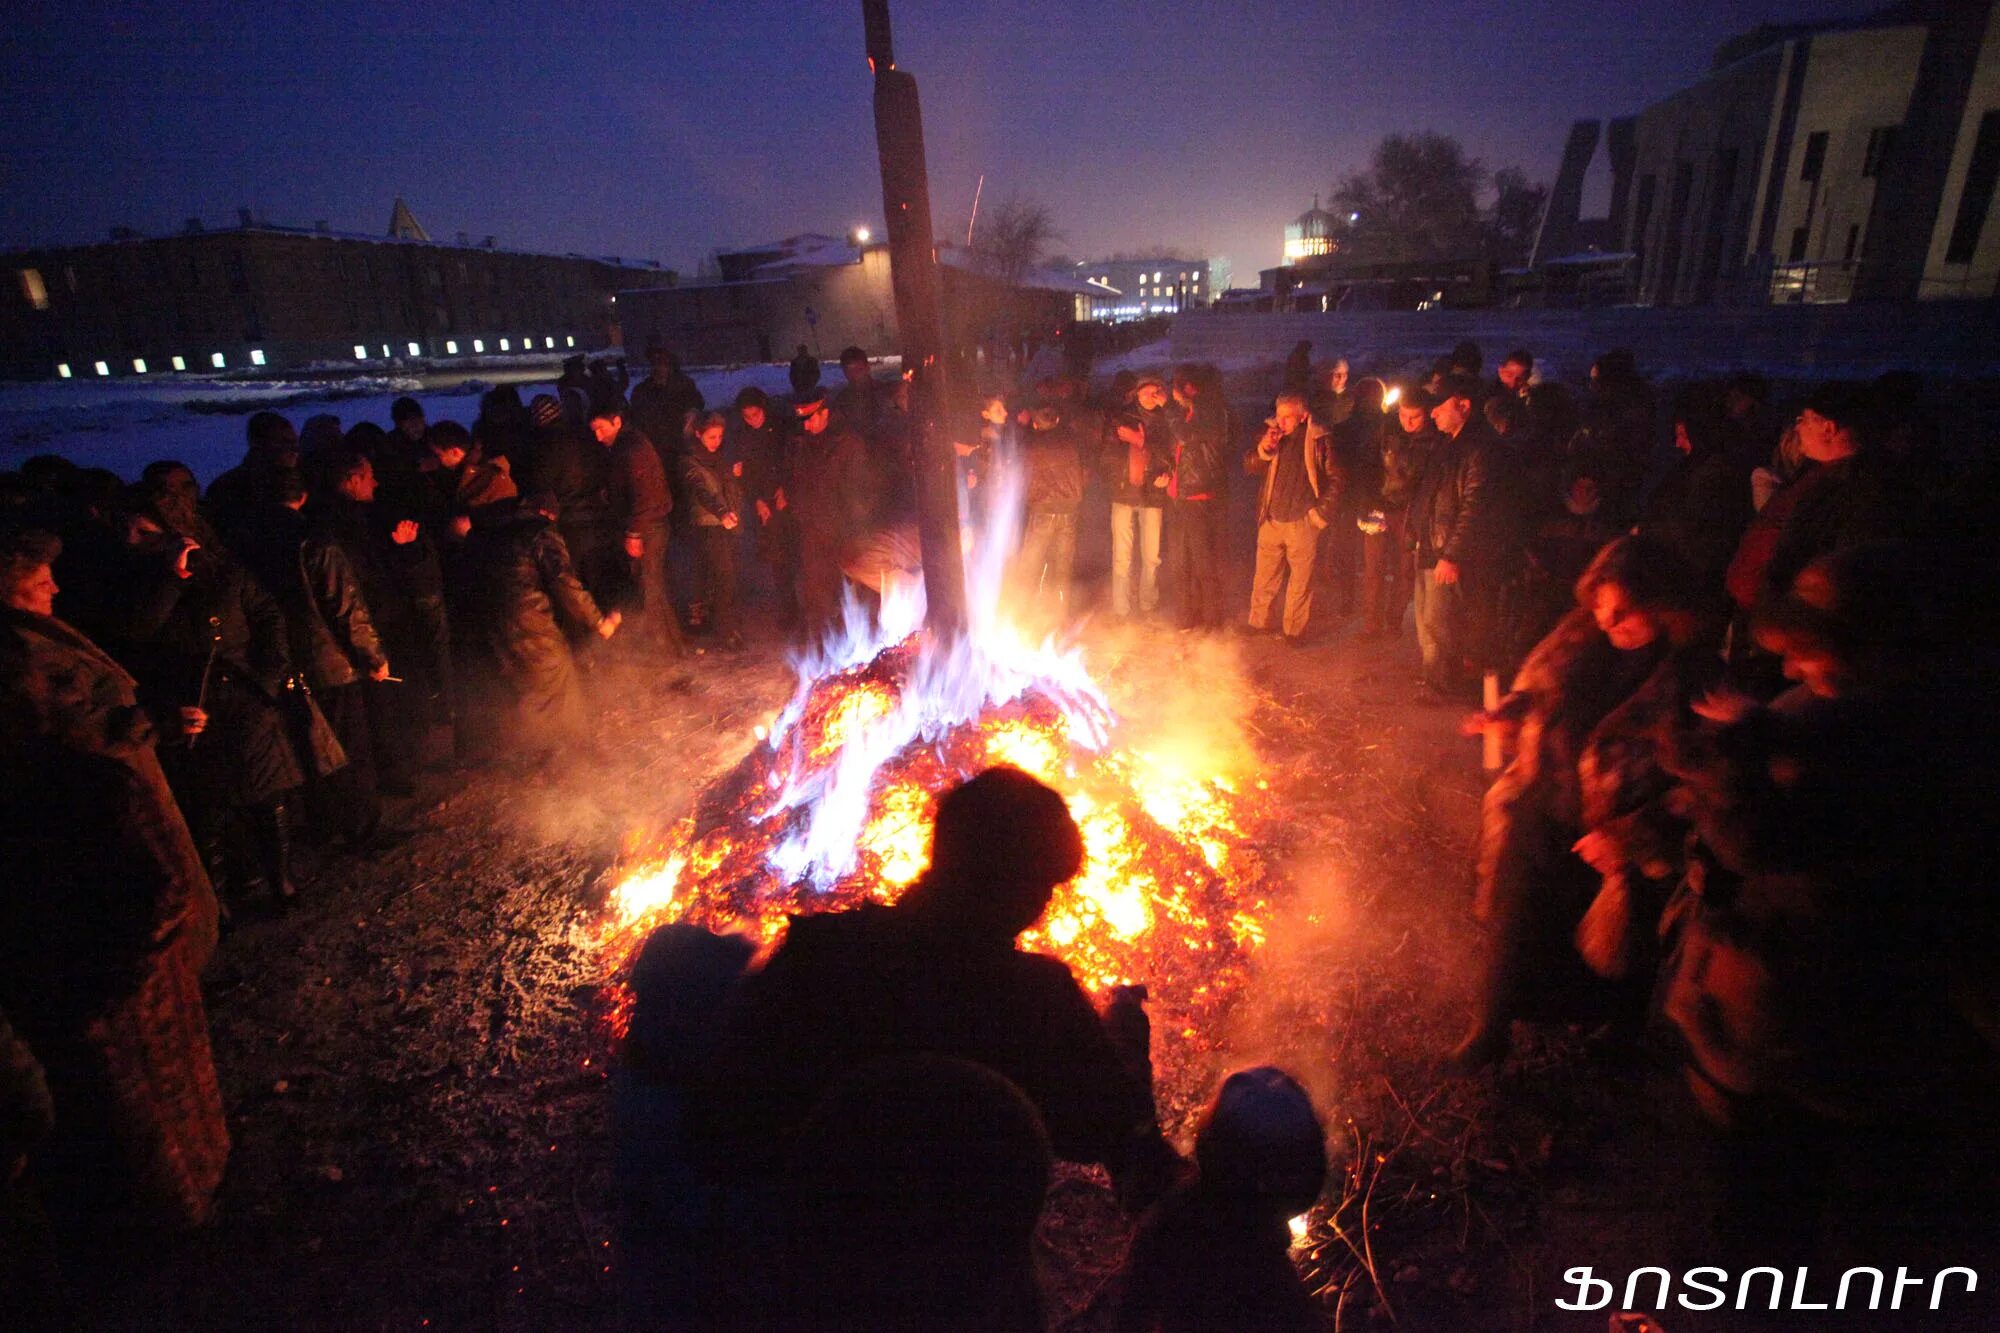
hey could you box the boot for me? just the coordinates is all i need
[195,818,235,930]
[252,800,299,904]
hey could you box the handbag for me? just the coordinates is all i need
[281,673,348,778]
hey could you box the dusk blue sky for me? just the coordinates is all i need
[3,1,1890,281]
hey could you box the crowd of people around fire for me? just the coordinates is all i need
[3,328,1998,1328]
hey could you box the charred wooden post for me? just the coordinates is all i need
[863,0,968,640]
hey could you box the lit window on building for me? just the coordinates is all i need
[407,341,421,356]
[500,338,510,351]
[355,344,369,359]
[56,363,72,378]
[445,340,458,354]
[210,352,225,368]
[171,355,187,371]
[250,349,267,366]
[380,345,390,358]
[1153,271,1162,283]
[565,335,575,347]
[19,268,49,310]
[94,361,110,376]
[473,339,485,353]
[132,358,147,373]
[544,336,554,349]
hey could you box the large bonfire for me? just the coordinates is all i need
[598,458,1275,1115]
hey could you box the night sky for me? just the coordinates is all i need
[4,0,1890,282]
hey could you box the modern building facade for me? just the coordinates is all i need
[1,200,671,379]
[1070,257,1211,321]
[1535,1,2000,305]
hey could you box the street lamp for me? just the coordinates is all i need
[853,226,872,244]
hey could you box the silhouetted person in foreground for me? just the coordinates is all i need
[703,765,1161,1179]
[1116,1066,1329,1333]
[779,1055,1053,1332]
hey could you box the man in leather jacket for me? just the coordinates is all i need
[1408,375,1498,695]
[1164,368,1230,631]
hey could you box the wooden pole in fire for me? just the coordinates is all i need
[863,0,968,640]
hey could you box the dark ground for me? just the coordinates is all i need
[52,479,2000,1333]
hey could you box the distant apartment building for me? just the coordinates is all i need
[1071,258,1211,321]
[1533,0,2000,305]
[616,232,1096,364]
[0,199,672,379]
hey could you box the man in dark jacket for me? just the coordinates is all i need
[1408,375,1498,695]
[787,387,877,639]
[238,469,393,844]
[518,393,611,595]
[699,767,1163,1184]
[1243,391,1343,644]
[1103,408,1168,618]
[1164,369,1229,631]
[1361,389,1434,637]
[463,494,620,761]
[205,411,300,551]
[733,388,798,629]
[788,344,821,397]
[1017,407,1085,620]
[96,492,308,905]
[680,413,746,651]
[831,346,879,440]
[629,345,705,469]
[592,397,684,657]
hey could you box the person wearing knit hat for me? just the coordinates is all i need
[1116,1065,1327,1331]
[527,394,562,428]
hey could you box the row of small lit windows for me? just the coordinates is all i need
[58,349,259,377]
[353,334,576,359]
[1093,270,1202,286]
[56,334,578,378]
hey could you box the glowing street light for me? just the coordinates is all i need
[852,226,872,244]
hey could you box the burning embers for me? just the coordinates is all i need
[599,469,1272,1111]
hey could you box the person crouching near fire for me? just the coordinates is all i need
[624,767,1179,1324]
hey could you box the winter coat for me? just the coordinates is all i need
[96,549,305,806]
[630,373,705,457]
[467,510,606,752]
[679,448,745,528]
[1475,608,1667,923]
[699,894,1151,1177]
[1641,446,1755,582]
[0,608,227,1226]
[1244,418,1343,527]
[1408,423,1499,569]
[1376,425,1434,513]
[419,453,519,532]
[1102,416,1168,508]
[237,506,387,691]
[790,425,881,548]
[1660,684,1964,1125]
[732,418,790,510]
[1167,398,1229,501]
[515,422,608,530]
[788,350,821,397]
[1024,426,1086,515]
[607,427,673,536]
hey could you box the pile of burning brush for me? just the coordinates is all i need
[597,465,1276,1119]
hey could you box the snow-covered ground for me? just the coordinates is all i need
[0,362,815,484]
